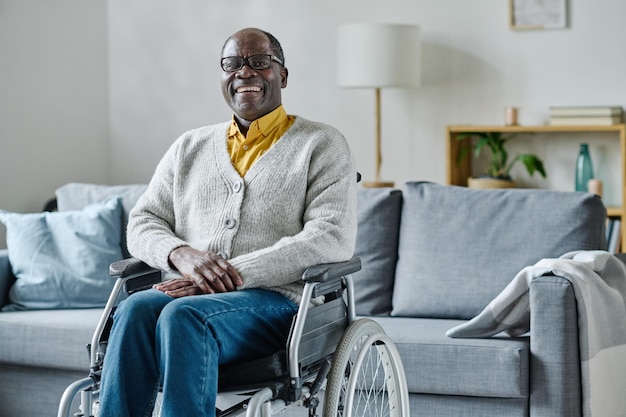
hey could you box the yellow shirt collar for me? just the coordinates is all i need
[228,105,289,139]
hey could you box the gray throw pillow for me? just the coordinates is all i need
[56,183,148,257]
[0,197,124,311]
[353,188,403,316]
[391,181,607,319]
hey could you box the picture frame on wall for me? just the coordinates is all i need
[509,0,567,30]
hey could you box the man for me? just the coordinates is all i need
[98,28,357,417]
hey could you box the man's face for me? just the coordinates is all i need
[221,30,288,123]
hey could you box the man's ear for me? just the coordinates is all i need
[281,67,288,88]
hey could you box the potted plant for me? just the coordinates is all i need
[456,131,547,189]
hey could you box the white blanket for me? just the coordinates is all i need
[447,251,626,417]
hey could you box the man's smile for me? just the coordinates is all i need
[236,86,262,93]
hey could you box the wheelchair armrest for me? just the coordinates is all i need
[109,257,154,277]
[301,257,361,283]
[109,257,162,294]
[302,258,361,299]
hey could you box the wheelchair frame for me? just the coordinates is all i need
[58,257,409,417]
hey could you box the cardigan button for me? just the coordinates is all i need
[216,251,228,259]
[233,181,243,193]
[224,218,237,229]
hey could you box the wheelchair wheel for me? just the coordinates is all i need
[324,318,410,417]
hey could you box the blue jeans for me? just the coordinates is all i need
[98,288,298,417]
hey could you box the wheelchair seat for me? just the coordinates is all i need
[218,350,288,392]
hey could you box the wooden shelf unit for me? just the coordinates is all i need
[445,124,626,251]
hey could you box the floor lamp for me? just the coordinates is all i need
[337,23,421,188]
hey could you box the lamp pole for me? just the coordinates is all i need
[363,88,394,188]
[375,87,382,183]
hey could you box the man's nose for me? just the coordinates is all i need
[235,64,257,78]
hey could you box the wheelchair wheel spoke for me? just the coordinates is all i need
[324,319,409,417]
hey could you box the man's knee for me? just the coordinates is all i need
[155,293,252,336]
[115,289,172,322]
[155,298,217,346]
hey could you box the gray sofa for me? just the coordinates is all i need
[0,181,611,416]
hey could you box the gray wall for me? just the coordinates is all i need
[0,0,109,246]
[2,0,626,249]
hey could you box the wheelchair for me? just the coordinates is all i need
[57,256,409,417]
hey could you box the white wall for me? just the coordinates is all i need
[0,0,109,247]
[2,0,626,248]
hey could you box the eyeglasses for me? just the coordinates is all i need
[220,54,283,72]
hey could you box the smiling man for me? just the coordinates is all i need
[97,28,357,417]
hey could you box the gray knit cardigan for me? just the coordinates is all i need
[127,116,358,304]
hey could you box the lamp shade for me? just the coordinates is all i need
[337,23,421,89]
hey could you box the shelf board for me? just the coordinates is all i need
[447,124,626,134]
[607,207,622,218]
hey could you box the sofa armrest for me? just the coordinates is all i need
[529,274,582,417]
[0,249,16,309]
[614,253,626,266]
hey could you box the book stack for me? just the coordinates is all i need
[606,218,622,254]
[548,106,624,126]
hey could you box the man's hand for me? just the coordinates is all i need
[155,246,243,298]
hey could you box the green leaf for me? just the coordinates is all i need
[474,137,489,158]
[518,154,547,178]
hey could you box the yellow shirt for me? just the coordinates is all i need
[227,105,296,177]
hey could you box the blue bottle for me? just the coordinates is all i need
[575,143,594,192]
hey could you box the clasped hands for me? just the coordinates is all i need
[154,246,244,298]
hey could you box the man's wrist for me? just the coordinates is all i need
[168,245,190,270]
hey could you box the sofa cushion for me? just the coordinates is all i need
[0,308,102,370]
[391,182,606,319]
[372,316,529,398]
[56,182,148,257]
[0,197,124,311]
[353,188,402,316]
